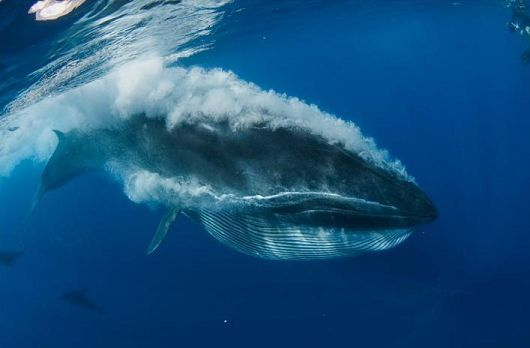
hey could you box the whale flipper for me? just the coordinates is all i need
[27,184,45,217]
[146,208,181,255]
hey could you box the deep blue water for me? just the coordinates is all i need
[1,1,530,347]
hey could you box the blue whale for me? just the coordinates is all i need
[38,115,437,260]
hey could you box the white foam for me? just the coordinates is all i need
[9,0,231,112]
[122,169,220,207]
[0,56,409,182]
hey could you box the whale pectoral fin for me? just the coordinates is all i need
[146,208,181,255]
[26,184,45,218]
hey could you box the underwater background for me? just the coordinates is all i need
[1,0,530,347]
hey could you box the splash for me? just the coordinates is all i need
[0,57,408,181]
[0,1,434,261]
[6,0,231,113]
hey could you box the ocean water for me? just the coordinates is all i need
[1,0,530,347]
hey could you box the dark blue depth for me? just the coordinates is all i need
[1,1,530,347]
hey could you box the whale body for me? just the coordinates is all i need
[38,115,437,260]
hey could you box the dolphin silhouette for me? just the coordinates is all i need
[35,115,437,260]
[62,289,102,313]
[0,250,24,267]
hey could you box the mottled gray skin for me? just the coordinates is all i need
[42,116,437,230]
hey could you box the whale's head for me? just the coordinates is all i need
[190,151,437,260]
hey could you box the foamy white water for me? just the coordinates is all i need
[0,57,408,182]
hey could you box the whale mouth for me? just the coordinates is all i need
[294,198,437,230]
[236,190,438,230]
[185,190,437,260]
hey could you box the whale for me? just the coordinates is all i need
[36,115,437,260]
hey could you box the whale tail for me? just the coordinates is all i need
[28,129,96,217]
